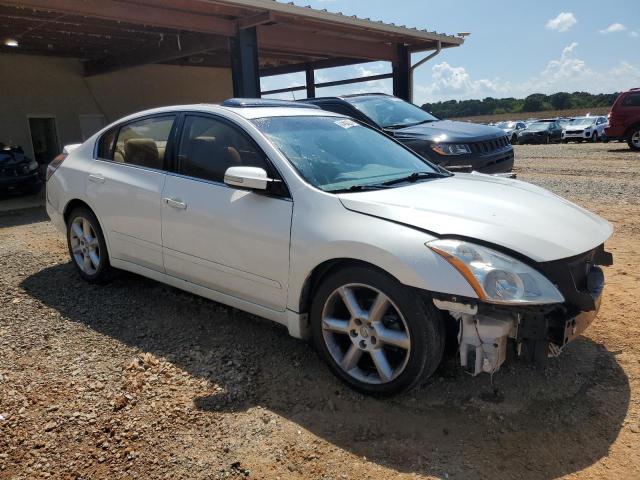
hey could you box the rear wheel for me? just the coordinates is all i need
[311,266,445,395]
[628,127,640,151]
[66,207,111,283]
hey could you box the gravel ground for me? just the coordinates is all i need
[1,143,639,479]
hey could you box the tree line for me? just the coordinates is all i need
[421,92,619,119]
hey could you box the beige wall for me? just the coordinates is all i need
[0,52,232,161]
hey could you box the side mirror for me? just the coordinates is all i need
[224,166,271,191]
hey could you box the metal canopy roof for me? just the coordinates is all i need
[0,0,463,76]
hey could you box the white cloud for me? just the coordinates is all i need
[600,22,627,33]
[629,30,638,38]
[546,12,577,32]
[414,43,640,104]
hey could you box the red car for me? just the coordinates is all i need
[605,88,640,150]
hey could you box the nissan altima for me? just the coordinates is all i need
[46,99,613,395]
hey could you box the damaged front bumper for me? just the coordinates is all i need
[432,245,611,375]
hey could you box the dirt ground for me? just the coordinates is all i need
[1,143,639,479]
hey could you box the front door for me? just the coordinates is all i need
[161,114,293,311]
[86,114,176,272]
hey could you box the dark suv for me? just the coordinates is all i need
[605,88,640,150]
[302,93,514,173]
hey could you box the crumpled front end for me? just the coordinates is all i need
[432,244,612,375]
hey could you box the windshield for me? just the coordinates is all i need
[527,122,550,131]
[252,116,438,192]
[570,117,596,126]
[345,96,438,128]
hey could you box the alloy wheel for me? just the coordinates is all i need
[321,283,411,384]
[69,216,101,275]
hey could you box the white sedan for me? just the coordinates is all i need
[46,99,613,395]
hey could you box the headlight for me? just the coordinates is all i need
[28,160,39,171]
[431,143,471,156]
[427,239,564,305]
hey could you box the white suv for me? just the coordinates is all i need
[46,99,613,395]
[562,116,609,142]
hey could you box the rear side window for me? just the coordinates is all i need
[113,116,175,169]
[621,93,640,107]
[97,128,116,159]
[178,115,270,183]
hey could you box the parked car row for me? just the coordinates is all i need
[491,116,608,145]
[486,88,640,150]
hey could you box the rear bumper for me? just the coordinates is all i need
[605,125,625,138]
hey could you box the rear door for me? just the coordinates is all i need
[86,114,177,272]
[161,113,293,311]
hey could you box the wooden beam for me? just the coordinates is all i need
[238,11,274,30]
[261,73,393,96]
[83,33,228,76]
[257,24,398,62]
[260,57,371,77]
[0,0,237,36]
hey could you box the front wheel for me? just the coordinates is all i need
[311,266,445,395]
[66,207,111,283]
[628,127,640,151]
[592,132,598,143]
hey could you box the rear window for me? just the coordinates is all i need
[621,93,640,107]
[113,116,175,169]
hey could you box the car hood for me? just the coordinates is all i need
[338,173,613,262]
[391,120,506,143]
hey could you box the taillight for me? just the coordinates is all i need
[46,153,67,181]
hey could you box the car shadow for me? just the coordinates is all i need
[605,148,636,153]
[0,205,49,228]
[21,263,630,479]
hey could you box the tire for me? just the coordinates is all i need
[310,265,445,395]
[66,207,111,283]
[592,132,598,143]
[628,127,640,151]
[510,134,517,144]
[545,135,550,144]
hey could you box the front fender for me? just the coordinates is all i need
[287,193,478,313]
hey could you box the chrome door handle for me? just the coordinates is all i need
[88,173,105,184]
[164,197,187,210]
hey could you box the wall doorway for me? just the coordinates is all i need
[28,116,60,164]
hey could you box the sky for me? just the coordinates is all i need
[261,0,640,105]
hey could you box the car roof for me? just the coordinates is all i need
[110,102,342,125]
[303,93,392,103]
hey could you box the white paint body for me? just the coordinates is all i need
[46,104,613,339]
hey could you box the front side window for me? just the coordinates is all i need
[345,96,438,129]
[253,116,438,192]
[178,115,270,183]
[113,116,175,169]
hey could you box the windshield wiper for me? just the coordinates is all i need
[327,184,394,194]
[383,119,435,130]
[382,171,450,186]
